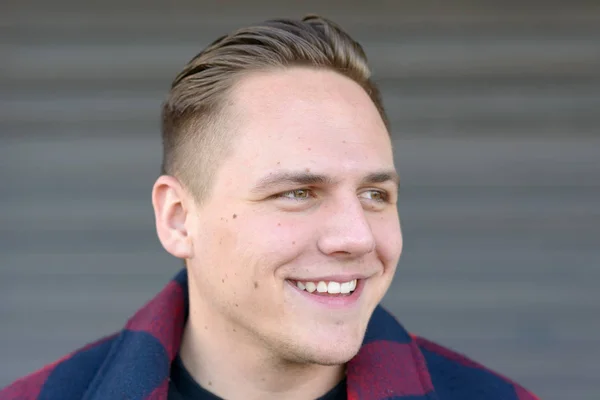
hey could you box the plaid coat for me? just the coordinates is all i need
[1,269,539,400]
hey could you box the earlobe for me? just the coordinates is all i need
[152,175,194,259]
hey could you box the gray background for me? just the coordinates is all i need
[1,1,599,399]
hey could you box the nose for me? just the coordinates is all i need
[317,197,376,258]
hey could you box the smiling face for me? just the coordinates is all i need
[184,67,402,365]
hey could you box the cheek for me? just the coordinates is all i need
[373,213,403,266]
[245,214,315,255]
[191,218,274,310]
[201,214,313,278]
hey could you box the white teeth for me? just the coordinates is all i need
[294,279,358,294]
[340,282,351,294]
[316,281,328,293]
[327,281,341,294]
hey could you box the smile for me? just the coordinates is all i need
[285,278,364,308]
[291,279,357,295]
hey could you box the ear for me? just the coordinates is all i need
[152,175,194,259]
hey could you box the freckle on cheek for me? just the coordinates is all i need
[254,281,259,289]
[232,213,237,219]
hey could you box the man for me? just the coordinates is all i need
[1,15,539,400]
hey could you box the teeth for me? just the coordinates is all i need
[294,279,358,294]
[305,282,316,293]
[327,281,341,294]
[316,281,328,293]
[340,282,351,294]
[349,279,357,291]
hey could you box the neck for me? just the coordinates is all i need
[179,294,345,400]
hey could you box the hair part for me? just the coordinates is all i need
[161,15,389,203]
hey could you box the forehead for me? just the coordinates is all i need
[222,68,394,176]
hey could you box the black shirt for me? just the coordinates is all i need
[168,354,347,400]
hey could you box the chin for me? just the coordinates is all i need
[308,351,359,366]
[290,335,364,366]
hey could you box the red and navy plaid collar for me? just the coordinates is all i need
[2,268,541,400]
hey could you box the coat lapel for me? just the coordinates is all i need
[346,307,438,399]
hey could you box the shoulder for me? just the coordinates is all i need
[411,334,540,400]
[0,333,118,400]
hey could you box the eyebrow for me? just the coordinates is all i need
[361,171,400,187]
[250,169,400,194]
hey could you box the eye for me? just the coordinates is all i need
[279,189,313,200]
[359,190,388,202]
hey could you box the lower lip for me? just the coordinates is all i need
[286,279,364,309]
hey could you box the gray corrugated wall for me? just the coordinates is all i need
[1,2,599,399]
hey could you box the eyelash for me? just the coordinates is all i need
[278,189,314,200]
[276,188,389,203]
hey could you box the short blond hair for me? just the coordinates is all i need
[161,15,388,202]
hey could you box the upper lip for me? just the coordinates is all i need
[287,274,368,282]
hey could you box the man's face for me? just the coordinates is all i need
[186,67,402,365]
